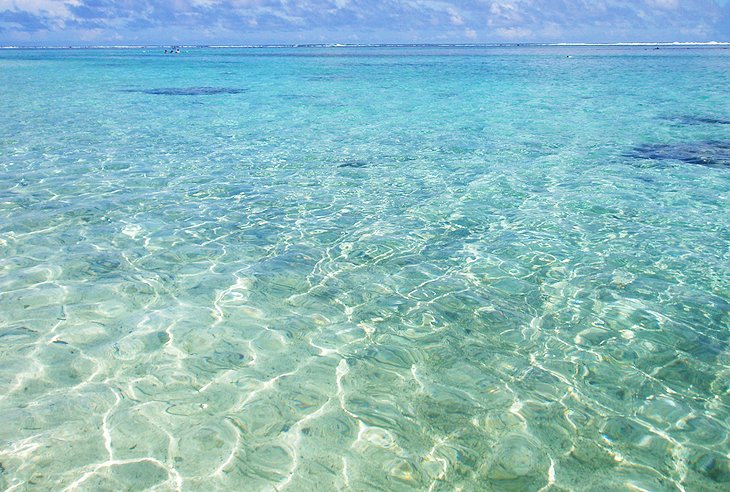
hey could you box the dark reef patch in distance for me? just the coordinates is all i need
[662,115,730,126]
[627,141,730,169]
[122,87,247,96]
[338,160,369,168]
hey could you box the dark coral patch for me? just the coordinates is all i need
[338,160,369,168]
[124,87,247,96]
[627,141,730,169]
[663,115,730,126]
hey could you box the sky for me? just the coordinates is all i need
[0,0,729,46]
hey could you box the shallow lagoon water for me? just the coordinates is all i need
[0,45,729,491]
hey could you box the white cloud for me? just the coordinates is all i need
[489,1,523,24]
[647,0,680,8]
[0,0,728,43]
[448,6,464,25]
[494,26,532,39]
[0,0,81,19]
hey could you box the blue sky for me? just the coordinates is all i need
[0,0,728,45]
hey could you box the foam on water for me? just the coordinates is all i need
[0,45,729,491]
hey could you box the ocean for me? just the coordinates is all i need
[0,45,728,490]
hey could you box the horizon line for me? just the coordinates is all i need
[2,41,730,49]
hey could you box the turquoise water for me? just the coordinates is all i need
[0,45,729,491]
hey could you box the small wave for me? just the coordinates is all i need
[550,41,730,46]
[122,87,247,96]
[662,115,730,126]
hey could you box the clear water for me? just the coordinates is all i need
[0,45,729,491]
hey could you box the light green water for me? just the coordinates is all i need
[0,45,729,491]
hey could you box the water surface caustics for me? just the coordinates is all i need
[0,46,729,491]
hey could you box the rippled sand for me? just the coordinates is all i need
[0,45,729,491]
